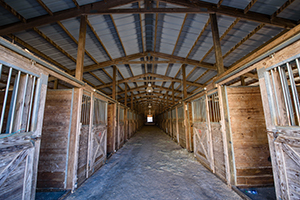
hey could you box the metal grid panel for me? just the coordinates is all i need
[42,0,76,13]
[5,0,48,19]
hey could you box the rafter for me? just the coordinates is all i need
[138,1,145,53]
[118,91,181,101]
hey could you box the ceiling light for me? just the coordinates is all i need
[146,83,153,93]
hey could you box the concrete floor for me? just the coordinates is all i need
[65,126,242,200]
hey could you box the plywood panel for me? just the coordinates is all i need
[38,90,73,189]
[227,87,273,187]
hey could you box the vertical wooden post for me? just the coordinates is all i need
[182,65,187,99]
[75,15,87,80]
[112,65,116,100]
[53,79,58,89]
[124,84,127,106]
[67,88,83,190]
[210,14,224,75]
[218,85,234,186]
[184,102,190,151]
[175,107,179,144]
[131,92,133,110]
[240,76,246,86]
[205,93,214,172]
[172,82,175,105]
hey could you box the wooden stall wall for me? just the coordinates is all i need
[187,103,193,152]
[107,103,116,155]
[117,106,125,149]
[171,108,177,141]
[177,106,186,148]
[0,55,48,199]
[37,89,74,189]
[226,86,272,187]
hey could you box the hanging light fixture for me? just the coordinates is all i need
[146,83,153,93]
[148,104,152,108]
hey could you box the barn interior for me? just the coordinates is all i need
[0,0,300,199]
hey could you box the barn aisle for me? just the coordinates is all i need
[65,126,241,200]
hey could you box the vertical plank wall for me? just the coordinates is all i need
[37,90,73,189]
[226,86,273,187]
[107,104,115,155]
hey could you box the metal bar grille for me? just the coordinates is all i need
[0,63,40,134]
[265,56,300,127]
[208,93,221,122]
[81,95,91,125]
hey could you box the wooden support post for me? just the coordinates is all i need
[172,82,175,105]
[184,102,190,151]
[218,85,234,186]
[53,78,58,89]
[131,92,133,110]
[176,106,179,144]
[75,15,87,80]
[66,88,83,190]
[205,93,214,172]
[182,64,187,98]
[210,14,225,75]
[240,75,246,86]
[124,84,127,106]
[112,65,116,100]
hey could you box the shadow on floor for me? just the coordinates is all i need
[239,187,276,200]
[35,190,69,200]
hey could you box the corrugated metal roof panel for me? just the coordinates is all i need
[42,0,76,13]
[76,0,102,6]
[249,0,284,15]
[167,63,181,78]
[187,68,207,82]
[221,0,250,10]
[6,0,48,19]
[83,73,101,86]
[0,6,19,26]
[14,30,76,70]
[278,1,300,21]
[156,64,168,75]
[130,64,143,76]
[112,14,140,55]
[92,69,112,83]
[117,65,132,79]
[37,22,94,67]
[197,70,217,84]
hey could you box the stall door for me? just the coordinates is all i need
[258,56,300,199]
[77,94,90,185]
[89,98,107,175]
[177,106,186,148]
[192,97,212,169]
[0,63,47,199]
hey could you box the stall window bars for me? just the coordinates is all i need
[81,95,91,125]
[208,93,221,122]
[0,62,40,134]
[93,98,107,125]
[264,55,300,127]
[192,97,206,122]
